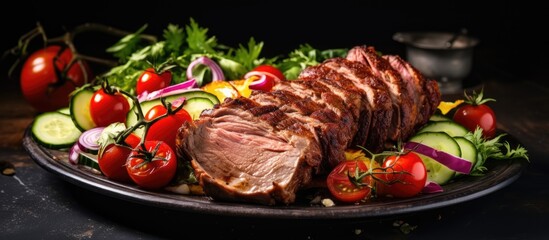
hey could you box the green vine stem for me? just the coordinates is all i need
[3,22,158,82]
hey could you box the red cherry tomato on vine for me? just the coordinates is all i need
[124,133,141,148]
[246,65,285,92]
[136,68,172,96]
[98,144,133,183]
[144,104,192,151]
[326,160,372,203]
[452,89,497,139]
[20,45,92,112]
[126,141,177,189]
[89,89,130,127]
[378,152,427,198]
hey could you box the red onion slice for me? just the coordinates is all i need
[404,141,472,174]
[243,71,267,89]
[187,56,225,82]
[68,143,82,165]
[422,181,444,193]
[78,127,105,154]
[138,79,197,102]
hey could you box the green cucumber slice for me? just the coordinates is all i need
[70,86,96,131]
[183,97,217,120]
[409,132,461,185]
[454,136,478,175]
[417,121,469,137]
[428,114,452,122]
[126,89,219,137]
[57,107,70,115]
[32,112,82,149]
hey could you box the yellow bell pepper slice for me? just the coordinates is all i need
[437,100,464,115]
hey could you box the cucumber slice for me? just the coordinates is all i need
[57,107,70,115]
[183,97,217,120]
[409,132,461,185]
[70,86,96,131]
[126,89,219,137]
[417,121,469,137]
[78,152,101,173]
[429,114,452,122]
[454,137,478,175]
[32,112,82,149]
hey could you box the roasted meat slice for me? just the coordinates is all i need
[251,89,354,173]
[177,98,322,205]
[318,58,395,151]
[347,45,418,141]
[384,55,440,126]
[298,66,374,150]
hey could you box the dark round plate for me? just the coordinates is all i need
[22,127,525,220]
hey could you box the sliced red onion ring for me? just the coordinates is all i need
[187,56,225,82]
[243,71,268,90]
[422,181,444,193]
[78,127,105,154]
[404,141,472,174]
[69,143,82,165]
[137,79,197,102]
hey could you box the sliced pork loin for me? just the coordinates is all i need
[177,97,322,205]
[316,58,395,152]
[176,45,441,205]
[250,86,355,173]
[346,45,418,140]
[382,54,441,127]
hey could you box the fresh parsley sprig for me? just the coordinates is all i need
[464,127,529,176]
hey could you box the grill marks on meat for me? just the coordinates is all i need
[177,45,441,205]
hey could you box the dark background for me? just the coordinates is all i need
[1,2,548,239]
[1,1,547,82]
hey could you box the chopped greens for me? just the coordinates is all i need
[276,44,348,80]
[100,18,347,94]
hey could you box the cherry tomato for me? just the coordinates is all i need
[144,104,192,151]
[136,68,172,96]
[89,89,130,127]
[124,132,141,148]
[126,141,177,189]
[326,160,372,203]
[453,104,496,139]
[20,45,92,112]
[378,152,426,198]
[452,89,497,139]
[253,65,286,82]
[246,65,285,92]
[98,144,133,183]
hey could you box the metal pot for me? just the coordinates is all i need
[393,32,479,94]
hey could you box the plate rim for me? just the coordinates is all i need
[22,127,524,220]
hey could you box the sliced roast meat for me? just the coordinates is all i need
[384,55,437,127]
[298,65,374,150]
[176,45,441,205]
[319,58,394,151]
[250,89,353,173]
[177,97,322,205]
[347,45,418,141]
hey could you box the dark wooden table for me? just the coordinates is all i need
[1,66,548,239]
